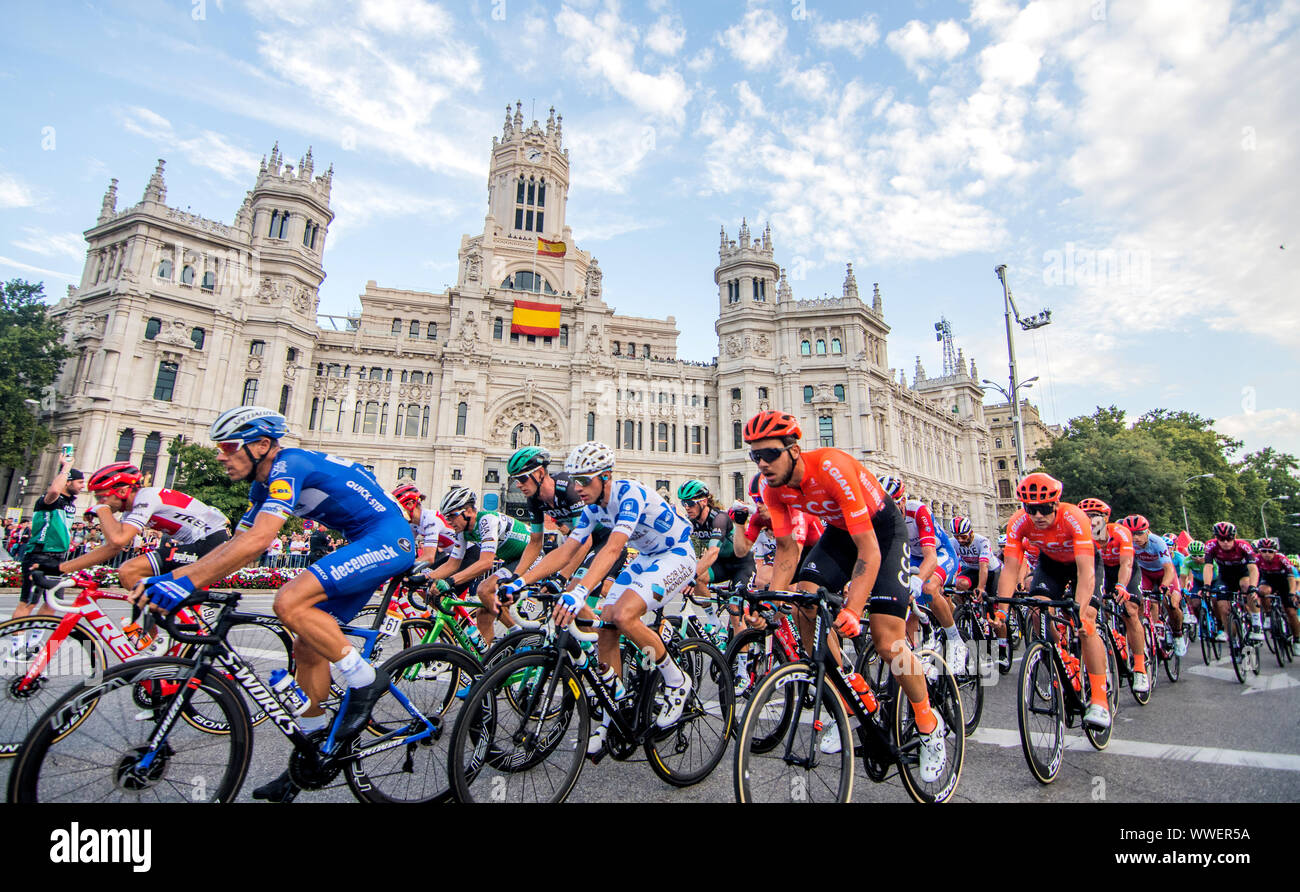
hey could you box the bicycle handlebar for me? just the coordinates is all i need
[506,591,601,642]
[30,569,79,614]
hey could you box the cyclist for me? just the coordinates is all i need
[15,457,84,623]
[743,411,947,778]
[1253,538,1300,655]
[498,441,697,754]
[132,406,416,803]
[1203,521,1260,643]
[878,475,967,672]
[679,479,756,601]
[390,483,454,566]
[430,486,530,647]
[1122,515,1186,656]
[997,473,1111,730]
[950,515,1008,660]
[1080,498,1147,693]
[1180,540,1210,631]
[733,471,823,588]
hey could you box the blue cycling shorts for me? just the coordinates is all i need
[308,516,416,623]
[910,546,958,587]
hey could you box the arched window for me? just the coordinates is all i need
[323,398,340,432]
[831,338,842,354]
[242,379,258,404]
[370,367,384,381]
[628,343,636,358]
[400,370,408,383]
[249,340,265,357]
[327,363,341,377]
[308,398,319,430]
[803,386,814,403]
[190,327,205,350]
[145,317,162,340]
[499,271,556,294]
[156,259,173,280]
[363,401,379,434]
[456,402,468,435]
[391,319,402,336]
[612,342,620,355]
[140,433,162,483]
[201,270,215,291]
[352,400,362,434]
[559,325,569,347]
[834,384,845,402]
[800,340,811,355]
[379,403,388,435]
[268,210,279,237]
[407,320,418,338]
[733,421,743,450]
[995,437,1003,449]
[405,405,421,437]
[427,322,437,340]
[816,339,827,355]
[493,317,503,340]
[511,423,540,448]
[758,387,768,400]
[414,371,426,385]
[587,412,596,441]
[656,423,668,451]
[279,385,291,414]
[385,368,393,382]
[395,404,405,436]
[277,211,290,240]
[114,429,134,463]
[620,419,632,449]
[818,416,834,448]
[997,459,1006,470]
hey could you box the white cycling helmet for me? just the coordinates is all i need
[565,441,615,476]
[997,534,1008,547]
[439,486,475,515]
[210,406,288,443]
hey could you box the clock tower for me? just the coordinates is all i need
[486,101,570,240]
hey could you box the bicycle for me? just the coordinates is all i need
[1213,585,1260,684]
[995,594,1118,785]
[8,565,480,803]
[733,587,964,804]
[1139,586,1181,684]
[1190,588,1223,665]
[1258,585,1296,668]
[0,570,293,757]
[1099,591,1148,706]
[908,594,983,738]
[446,589,734,803]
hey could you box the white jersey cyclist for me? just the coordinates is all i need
[446,509,530,563]
[414,509,455,553]
[955,532,1003,573]
[121,487,229,544]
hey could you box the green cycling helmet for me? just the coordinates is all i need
[1187,540,1205,558]
[677,479,710,502]
[1289,554,1299,566]
[507,446,550,478]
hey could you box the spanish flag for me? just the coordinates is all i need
[536,237,567,258]
[511,299,562,336]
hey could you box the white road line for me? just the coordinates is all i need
[969,727,1300,772]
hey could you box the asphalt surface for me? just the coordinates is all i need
[2,591,1298,804]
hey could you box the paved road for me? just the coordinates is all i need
[2,592,1298,803]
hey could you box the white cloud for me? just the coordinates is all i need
[327,175,459,245]
[119,107,262,182]
[685,47,715,72]
[777,64,833,103]
[570,212,662,242]
[12,227,85,261]
[645,14,686,56]
[554,3,691,124]
[810,15,880,57]
[886,19,970,79]
[0,255,78,282]
[1216,409,1300,457]
[356,0,451,35]
[564,116,660,193]
[735,81,764,118]
[718,8,786,70]
[0,171,36,208]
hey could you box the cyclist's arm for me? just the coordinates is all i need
[1248,564,1259,586]
[731,522,753,558]
[998,555,1021,600]
[1074,548,1097,613]
[557,535,593,581]
[769,534,800,592]
[59,508,136,573]
[513,529,546,578]
[516,535,582,586]
[1160,560,1178,589]
[1203,562,1214,587]
[165,511,286,591]
[914,543,938,582]
[696,543,721,575]
[452,547,498,586]
[977,559,989,593]
[428,555,461,581]
[1117,552,1134,588]
[570,530,628,594]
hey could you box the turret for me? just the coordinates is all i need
[715,219,779,314]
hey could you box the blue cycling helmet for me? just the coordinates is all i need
[210,406,289,443]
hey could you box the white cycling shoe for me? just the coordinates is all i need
[945,637,970,675]
[655,673,693,728]
[1214,630,1228,642]
[1132,671,1150,693]
[1173,635,1188,657]
[918,714,947,783]
[1082,703,1112,730]
[1249,627,1265,642]
[819,719,842,754]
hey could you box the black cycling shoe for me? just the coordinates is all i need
[252,770,299,803]
[335,675,389,741]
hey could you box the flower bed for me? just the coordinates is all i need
[0,561,303,590]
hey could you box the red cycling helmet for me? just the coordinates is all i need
[87,462,143,493]
[1120,514,1150,533]
[1077,497,1111,517]
[743,411,802,443]
[877,474,906,501]
[1016,472,1062,505]
[391,483,423,507]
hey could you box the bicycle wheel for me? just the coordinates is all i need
[481,626,550,670]
[0,616,107,758]
[1142,617,1158,698]
[193,615,295,727]
[1016,642,1064,785]
[447,650,586,803]
[727,628,793,752]
[1227,610,1247,683]
[1084,632,1117,751]
[1199,613,1212,665]
[345,643,479,804]
[7,657,250,803]
[733,661,852,803]
[1163,626,1181,683]
[643,638,734,786]
[1270,607,1288,669]
[950,611,985,736]
[894,649,964,803]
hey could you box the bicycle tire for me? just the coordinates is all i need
[727,627,794,751]
[481,627,551,670]
[0,616,108,758]
[733,661,852,803]
[1270,607,1287,669]
[1016,642,1064,785]
[950,611,985,736]
[7,657,251,803]
[1084,631,1117,751]
[1199,614,1212,665]
[1228,610,1247,683]
[643,638,734,786]
[894,649,964,803]
[447,649,586,803]
[345,643,480,804]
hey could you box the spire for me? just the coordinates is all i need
[843,262,859,300]
[268,141,282,176]
[546,106,555,139]
[872,282,882,314]
[513,100,524,130]
[98,178,118,223]
[301,146,314,178]
[763,221,771,250]
[956,347,966,377]
[913,355,926,385]
[503,104,513,139]
[143,159,166,203]
[739,217,750,249]
[777,268,792,301]
[554,112,562,146]
[719,225,727,248]
[899,368,908,388]
[970,356,978,381]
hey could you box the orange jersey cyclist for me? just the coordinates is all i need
[744,410,948,779]
[1079,498,1149,693]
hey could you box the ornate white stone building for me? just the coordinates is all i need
[37,101,999,532]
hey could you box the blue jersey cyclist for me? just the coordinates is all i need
[498,441,697,756]
[134,406,415,803]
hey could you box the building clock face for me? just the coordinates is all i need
[526,148,542,163]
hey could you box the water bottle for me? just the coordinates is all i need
[463,622,485,652]
[122,620,155,652]
[845,671,878,714]
[269,668,311,716]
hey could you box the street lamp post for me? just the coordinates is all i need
[994,265,1052,480]
[1180,473,1214,535]
[1261,494,1290,540]
[981,376,1038,477]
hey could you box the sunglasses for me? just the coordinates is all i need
[445,510,466,522]
[571,474,602,487]
[509,472,536,486]
[748,446,792,464]
[216,441,243,456]
[1023,503,1057,516]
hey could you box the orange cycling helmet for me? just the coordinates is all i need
[1077,497,1111,516]
[87,462,143,492]
[743,411,802,443]
[1016,472,1062,505]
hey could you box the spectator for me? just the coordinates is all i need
[289,533,307,568]
[308,525,331,563]
[14,458,85,623]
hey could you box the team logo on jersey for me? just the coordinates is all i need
[397,537,412,553]
[271,460,288,475]
[268,480,294,502]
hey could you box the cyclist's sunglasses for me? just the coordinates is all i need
[216,441,244,456]
[571,474,603,487]
[1023,502,1057,516]
[509,471,537,486]
[748,446,792,464]
[444,510,466,522]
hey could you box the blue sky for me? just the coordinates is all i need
[2,0,1297,456]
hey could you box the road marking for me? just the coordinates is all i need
[969,727,1300,772]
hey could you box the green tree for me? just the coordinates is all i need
[1236,448,1300,553]
[0,280,71,467]
[167,439,303,533]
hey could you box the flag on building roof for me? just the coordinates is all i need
[536,237,566,257]
[511,299,561,336]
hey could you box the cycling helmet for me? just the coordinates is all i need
[742,411,801,443]
[565,441,615,476]
[1164,535,1177,548]
[439,486,475,515]
[951,516,972,536]
[1255,537,1279,552]
[1212,521,1236,539]
[997,534,1008,547]
[1187,540,1205,558]
[748,472,763,503]
[877,474,905,501]
[391,483,423,507]
[506,446,550,477]
[1077,497,1111,516]
[677,480,710,502]
[1289,554,1300,566]
[210,406,288,443]
[1120,514,1150,533]
[1016,472,1062,505]
[87,462,143,492]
